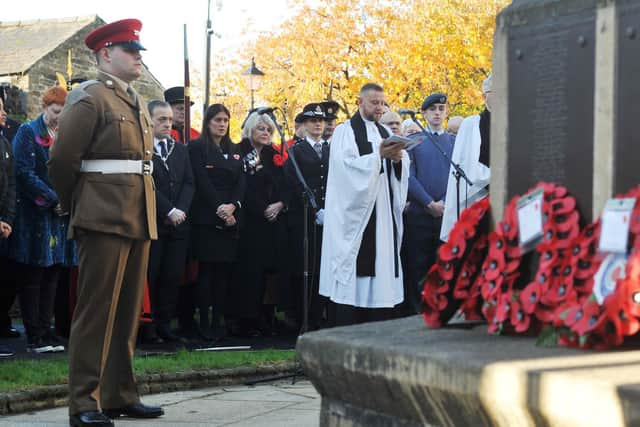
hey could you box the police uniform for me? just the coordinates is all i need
[48,19,163,425]
[283,103,330,329]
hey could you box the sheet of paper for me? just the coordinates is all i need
[517,188,544,249]
[599,198,636,253]
[383,135,423,151]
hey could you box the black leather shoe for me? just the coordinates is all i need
[103,402,164,419]
[69,411,114,426]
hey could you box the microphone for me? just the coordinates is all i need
[398,109,417,116]
[256,106,277,115]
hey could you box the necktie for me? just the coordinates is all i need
[126,86,137,105]
[160,140,168,158]
[313,141,323,158]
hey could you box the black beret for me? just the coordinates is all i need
[421,93,447,111]
[164,86,194,106]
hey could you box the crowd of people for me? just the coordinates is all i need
[0,17,494,426]
[0,76,492,352]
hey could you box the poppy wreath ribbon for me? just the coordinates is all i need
[421,197,490,328]
[553,185,640,349]
[478,182,581,335]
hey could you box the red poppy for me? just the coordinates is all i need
[495,291,514,323]
[550,197,576,214]
[35,134,53,147]
[439,231,467,262]
[481,273,504,300]
[510,300,531,333]
[520,282,542,314]
[570,298,602,336]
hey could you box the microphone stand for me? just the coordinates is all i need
[404,112,473,220]
[245,109,315,386]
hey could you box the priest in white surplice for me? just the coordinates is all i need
[440,75,493,242]
[319,83,410,325]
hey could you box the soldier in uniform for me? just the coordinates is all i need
[164,86,201,143]
[284,103,330,330]
[48,19,164,426]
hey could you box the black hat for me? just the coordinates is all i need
[320,101,339,120]
[164,86,194,106]
[421,93,447,111]
[300,103,326,121]
[294,112,305,124]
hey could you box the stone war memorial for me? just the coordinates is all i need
[298,0,640,426]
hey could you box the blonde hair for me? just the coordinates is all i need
[241,111,276,141]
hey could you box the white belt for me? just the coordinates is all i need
[80,159,153,175]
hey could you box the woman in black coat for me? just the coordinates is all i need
[230,111,290,336]
[188,104,245,340]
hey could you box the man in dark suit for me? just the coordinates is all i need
[284,103,330,330]
[146,100,194,343]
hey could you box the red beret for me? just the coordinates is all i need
[85,18,146,52]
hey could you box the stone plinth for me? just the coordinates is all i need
[297,316,640,427]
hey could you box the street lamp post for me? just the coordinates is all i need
[242,57,265,110]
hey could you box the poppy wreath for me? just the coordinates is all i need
[478,182,581,335]
[421,197,491,328]
[553,185,640,349]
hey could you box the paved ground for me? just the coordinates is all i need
[0,379,320,426]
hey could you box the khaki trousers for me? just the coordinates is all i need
[68,230,150,415]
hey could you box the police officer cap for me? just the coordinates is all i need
[164,86,195,106]
[300,103,326,121]
[294,112,305,124]
[320,101,340,120]
[421,93,447,111]
[85,18,146,52]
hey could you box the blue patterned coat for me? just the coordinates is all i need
[9,115,77,267]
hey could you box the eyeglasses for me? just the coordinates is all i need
[384,121,401,126]
[255,126,274,134]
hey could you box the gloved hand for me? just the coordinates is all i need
[168,209,186,226]
[315,209,325,226]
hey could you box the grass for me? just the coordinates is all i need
[0,349,296,393]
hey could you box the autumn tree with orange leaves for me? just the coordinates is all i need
[207,0,509,139]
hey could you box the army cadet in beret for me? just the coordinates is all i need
[164,86,200,143]
[283,103,330,330]
[48,18,164,426]
[402,92,455,315]
[320,100,339,142]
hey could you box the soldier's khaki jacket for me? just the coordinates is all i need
[48,71,157,240]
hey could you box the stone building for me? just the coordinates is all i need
[0,15,164,119]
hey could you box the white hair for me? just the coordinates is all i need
[482,74,493,94]
[241,111,276,141]
[401,118,421,136]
